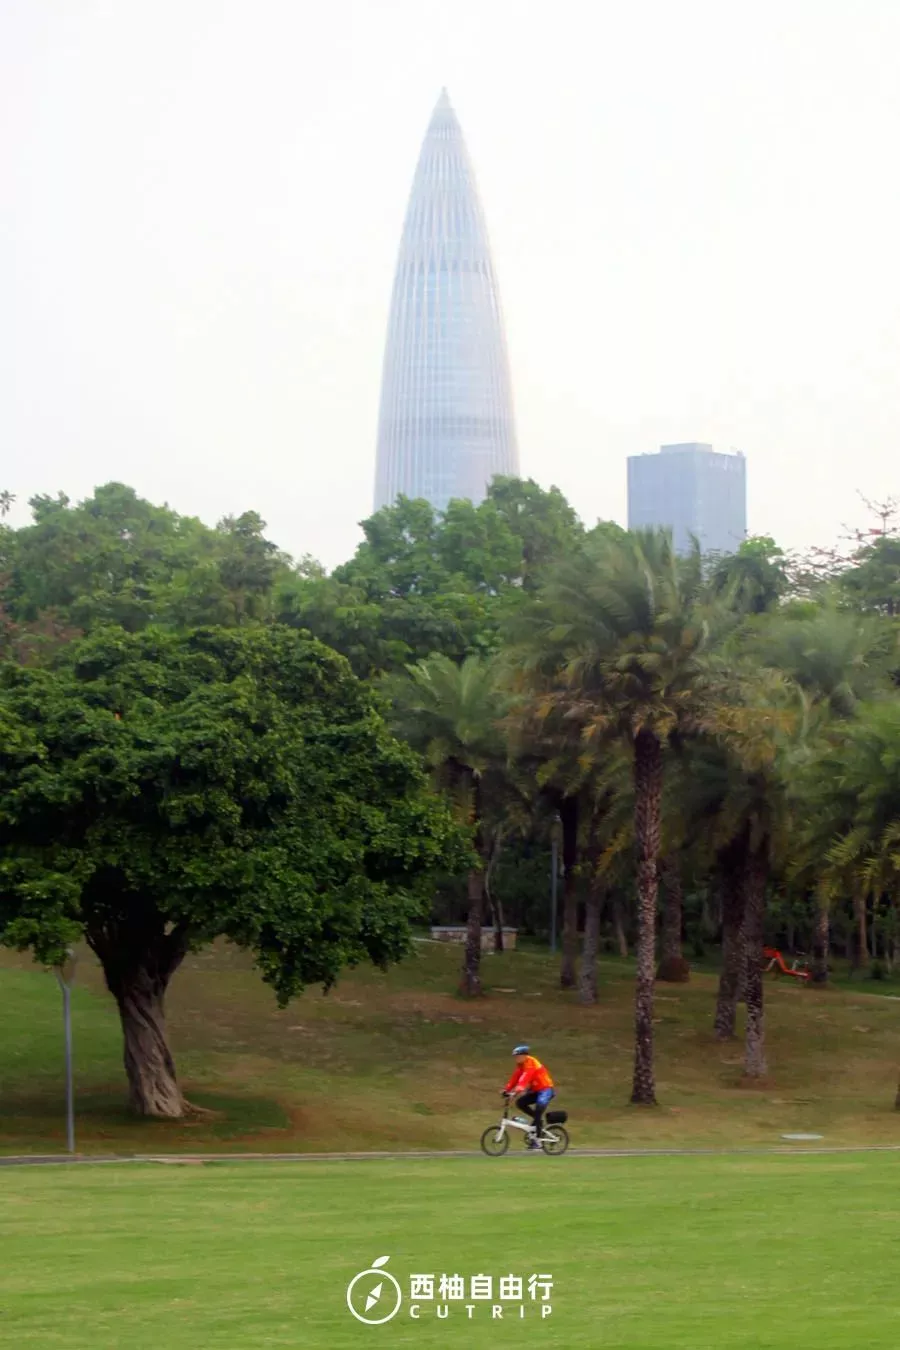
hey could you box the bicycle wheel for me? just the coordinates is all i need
[480,1125,510,1156]
[541,1125,569,1156]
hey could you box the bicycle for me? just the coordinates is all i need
[763,946,811,982]
[480,1095,570,1156]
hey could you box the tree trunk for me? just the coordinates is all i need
[459,778,486,996]
[559,795,579,989]
[715,843,746,1041]
[116,969,186,1116]
[742,843,768,1080]
[486,830,504,954]
[657,854,689,983]
[491,894,505,954]
[853,887,869,972]
[579,827,602,1005]
[94,922,191,1118]
[811,903,829,984]
[460,867,485,995]
[631,729,663,1106]
[613,896,628,957]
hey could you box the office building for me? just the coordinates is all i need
[627,442,747,555]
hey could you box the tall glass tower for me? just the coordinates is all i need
[373,90,519,514]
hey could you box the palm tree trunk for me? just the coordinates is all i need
[559,795,579,989]
[631,728,662,1106]
[460,866,485,995]
[613,896,628,956]
[714,841,746,1040]
[579,824,602,1005]
[853,887,868,972]
[742,843,768,1079]
[811,903,829,984]
[656,855,689,983]
[460,778,486,997]
[486,830,504,954]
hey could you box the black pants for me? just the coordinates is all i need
[517,1091,549,1134]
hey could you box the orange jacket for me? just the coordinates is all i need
[505,1055,553,1094]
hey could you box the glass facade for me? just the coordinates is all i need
[627,443,748,556]
[374,90,519,514]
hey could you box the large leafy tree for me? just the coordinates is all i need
[839,534,900,617]
[279,481,586,679]
[0,626,462,1117]
[4,483,291,639]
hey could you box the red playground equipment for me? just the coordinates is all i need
[763,947,811,981]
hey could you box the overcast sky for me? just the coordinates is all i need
[3,1,899,567]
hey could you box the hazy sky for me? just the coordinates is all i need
[3,1,900,567]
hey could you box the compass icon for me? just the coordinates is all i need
[346,1256,403,1325]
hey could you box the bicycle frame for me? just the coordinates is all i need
[493,1099,552,1142]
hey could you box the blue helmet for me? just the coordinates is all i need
[512,1044,530,1055]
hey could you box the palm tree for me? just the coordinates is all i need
[811,704,900,988]
[504,678,586,990]
[654,754,699,984]
[389,653,510,996]
[509,527,730,1105]
[579,756,633,1004]
[756,606,893,981]
[0,490,14,519]
[681,719,792,1076]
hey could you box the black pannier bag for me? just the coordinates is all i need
[546,1110,568,1124]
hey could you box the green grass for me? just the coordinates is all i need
[2,1155,900,1348]
[3,939,900,1155]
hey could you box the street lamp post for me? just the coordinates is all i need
[54,948,77,1154]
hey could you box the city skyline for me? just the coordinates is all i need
[373,90,518,515]
[3,2,899,567]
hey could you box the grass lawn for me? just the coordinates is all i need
[2,1154,900,1348]
[2,938,900,1155]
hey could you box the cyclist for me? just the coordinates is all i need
[503,1044,556,1150]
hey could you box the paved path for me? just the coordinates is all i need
[4,1144,900,1168]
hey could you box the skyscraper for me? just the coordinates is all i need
[373,90,519,514]
[627,442,747,556]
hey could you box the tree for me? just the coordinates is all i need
[511,528,730,1104]
[0,626,462,1116]
[4,484,293,638]
[287,482,587,680]
[504,683,586,990]
[710,536,788,615]
[684,727,790,1072]
[755,605,894,982]
[388,654,509,996]
[483,477,584,590]
[576,751,633,1004]
[811,703,900,1002]
[0,491,14,518]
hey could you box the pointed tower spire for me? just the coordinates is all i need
[373,93,518,514]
